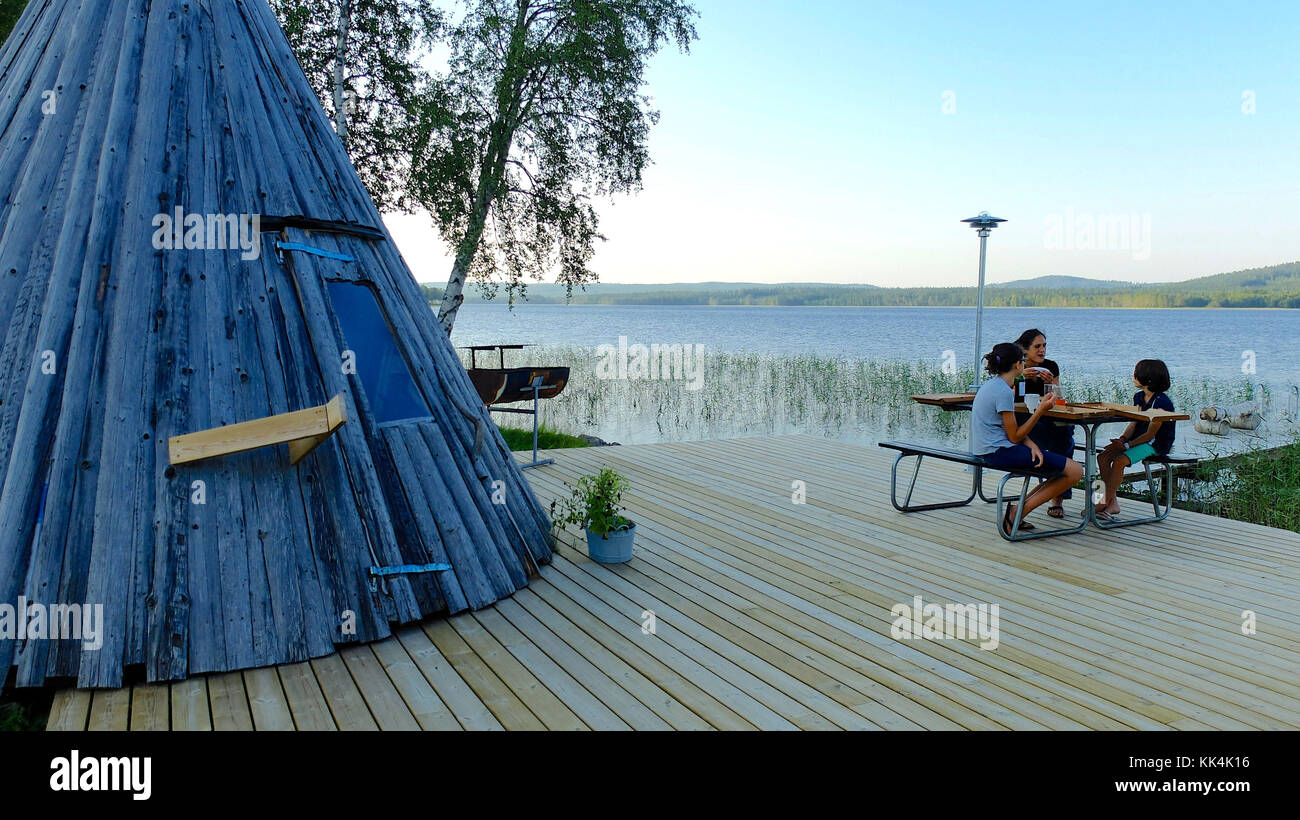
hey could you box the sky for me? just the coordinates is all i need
[383,0,1300,288]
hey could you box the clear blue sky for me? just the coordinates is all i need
[386,0,1300,287]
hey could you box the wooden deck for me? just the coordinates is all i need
[47,434,1300,731]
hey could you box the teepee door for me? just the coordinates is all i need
[277,231,532,617]
[319,271,526,608]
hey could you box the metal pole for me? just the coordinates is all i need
[968,228,989,459]
[531,380,541,460]
[972,228,989,389]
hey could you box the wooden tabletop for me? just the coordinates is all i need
[910,394,1190,423]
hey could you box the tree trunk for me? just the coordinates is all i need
[331,0,353,145]
[437,193,491,335]
[437,133,508,335]
[437,3,532,336]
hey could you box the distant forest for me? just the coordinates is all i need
[424,261,1300,309]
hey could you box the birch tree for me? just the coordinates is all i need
[412,0,698,333]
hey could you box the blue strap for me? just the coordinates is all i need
[276,241,355,262]
[368,563,452,578]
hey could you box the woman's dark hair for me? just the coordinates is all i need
[1015,328,1046,350]
[984,342,1024,375]
[1134,359,1171,393]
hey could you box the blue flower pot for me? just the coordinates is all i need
[585,522,635,563]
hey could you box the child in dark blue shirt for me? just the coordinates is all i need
[1095,359,1176,519]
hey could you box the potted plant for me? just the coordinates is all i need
[549,468,636,563]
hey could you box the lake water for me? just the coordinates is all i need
[449,303,1300,454]
[454,304,1299,384]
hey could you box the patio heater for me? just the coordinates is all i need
[960,211,1007,390]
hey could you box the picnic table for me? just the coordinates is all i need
[910,393,1191,530]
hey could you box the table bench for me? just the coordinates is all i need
[878,440,1083,541]
[907,394,1194,534]
[1072,443,1198,528]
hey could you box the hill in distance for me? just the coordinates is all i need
[991,275,1140,290]
[422,261,1300,309]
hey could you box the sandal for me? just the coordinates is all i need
[1002,505,1036,535]
[1048,505,1065,519]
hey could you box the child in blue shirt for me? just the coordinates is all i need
[1095,359,1176,519]
[972,343,1084,536]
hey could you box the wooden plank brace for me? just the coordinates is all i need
[168,394,348,466]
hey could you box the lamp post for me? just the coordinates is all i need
[961,212,1007,390]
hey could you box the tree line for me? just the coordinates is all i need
[422,284,1300,309]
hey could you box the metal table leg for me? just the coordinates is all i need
[1082,422,1099,527]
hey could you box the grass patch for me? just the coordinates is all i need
[1179,434,1300,532]
[496,422,591,451]
[0,690,51,732]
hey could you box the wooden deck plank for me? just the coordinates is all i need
[471,606,633,730]
[448,615,587,730]
[244,667,296,731]
[587,546,934,730]
[509,588,716,730]
[277,662,337,731]
[339,644,421,731]
[47,689,92,731]
[524,579,753,729]
[614,533,982,730]
[128,684,170,731]
[528,471,1060,729]
[310,653,379,731]
[540,564,799,729]
[394,625,503,731]
[493,596,675,730]
[370,639,461,731]
[551,553,867,730]
[169,678,212,731]
[207,671,254,731]
[422,620,545,730]
[86,688,131,731]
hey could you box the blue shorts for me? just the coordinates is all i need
[983,444,1069,474]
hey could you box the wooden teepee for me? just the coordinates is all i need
[0,0,553,689]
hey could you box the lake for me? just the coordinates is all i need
[449,303,1300,453]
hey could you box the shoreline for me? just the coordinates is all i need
[457,302,1299,311]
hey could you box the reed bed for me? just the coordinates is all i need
[462,345,1296,452]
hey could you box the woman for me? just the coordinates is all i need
[1015,328,1076,519]
[971,343,1083,536]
